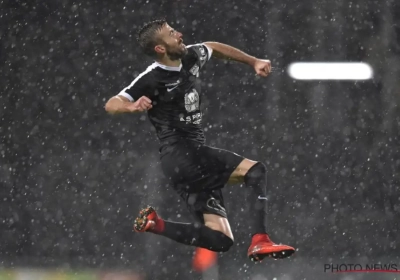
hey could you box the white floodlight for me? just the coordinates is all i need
[287,62,373,80]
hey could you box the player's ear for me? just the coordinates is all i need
[154,44,166,55]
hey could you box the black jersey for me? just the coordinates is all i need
[118,43,212,147]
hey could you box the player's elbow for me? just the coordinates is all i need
[104,98,118,114]
[104,101,114,114]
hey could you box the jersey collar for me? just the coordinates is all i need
[153,61,182,72]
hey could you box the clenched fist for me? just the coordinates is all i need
[130,96,153,112]
[254,59,271,77]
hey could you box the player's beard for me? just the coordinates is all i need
[165,44,187,61]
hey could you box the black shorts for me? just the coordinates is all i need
[160,139,244,223]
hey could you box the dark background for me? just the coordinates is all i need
[1,0,400,279]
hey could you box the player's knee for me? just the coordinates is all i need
[219,235,234,252]
[244,161,267,180]
[202,223,234,252]
[212,234,234,252]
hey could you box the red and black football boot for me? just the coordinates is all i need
[247,233,295,262]
[133,206,160,232]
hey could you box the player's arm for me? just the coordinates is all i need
[203,42,271,77]
[106,71,155,114]
[105,95,152,114]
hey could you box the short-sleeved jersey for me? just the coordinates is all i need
[118,43,212,147]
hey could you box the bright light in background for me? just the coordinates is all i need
[287,62,374,80]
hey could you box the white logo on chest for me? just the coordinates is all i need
[166,80,180,92]
[167,85,179,92]
[184,89,199,112]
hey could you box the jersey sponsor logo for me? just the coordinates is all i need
[184,89,200,112]
[189,64,199,76]
[179,112,202,124]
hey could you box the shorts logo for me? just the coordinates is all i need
[184,89,200,112]
[206,197,226,214]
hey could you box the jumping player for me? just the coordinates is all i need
[105,19,295,262]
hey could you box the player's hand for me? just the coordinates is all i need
[129,96,153,112]
[254,59,271,77]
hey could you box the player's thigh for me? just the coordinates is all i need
[163,142,246,192]
[203,213,234,240]
[228,158,257,183]
[182,189,234,239]
[198,145,245,186]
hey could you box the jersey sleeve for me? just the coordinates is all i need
[186,43,213,69]
[118,69,156,102]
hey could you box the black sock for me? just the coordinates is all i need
[155,220,233,252]
[244,162,268,235]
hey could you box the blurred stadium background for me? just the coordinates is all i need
[1,0,399,279]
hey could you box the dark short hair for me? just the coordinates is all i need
[137,19,167,57]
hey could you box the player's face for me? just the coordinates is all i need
[156,24,187,60]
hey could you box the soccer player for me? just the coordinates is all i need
[105,19,295,262]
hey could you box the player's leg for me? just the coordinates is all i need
[134,141,234,252]
[134,141,235,252]
[203,213,233,240]
[189,190,233,272]
[133,207,233,252]
[230,159,265,234]
[186,188,234,239]
[133,189,233,253]
[193,208,233,272]
[229,158,295,261]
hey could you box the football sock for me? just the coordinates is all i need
[244,162,268,235]
[152,219,233,252]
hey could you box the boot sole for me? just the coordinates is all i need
[249,248,295,262]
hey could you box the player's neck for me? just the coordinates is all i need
[156,57,182,68]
